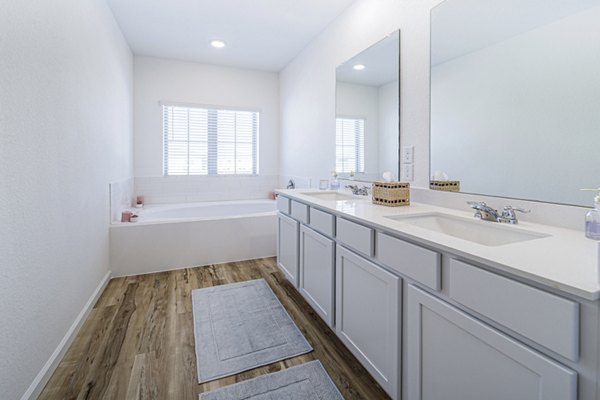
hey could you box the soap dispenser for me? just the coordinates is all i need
[581,188,600,240]
[330,171,340,191]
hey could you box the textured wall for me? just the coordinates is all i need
[0,0,133,398]
[133,56,280,180]
[279,0,443,188]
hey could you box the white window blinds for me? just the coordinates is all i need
[163,105,259,176]
[335,117,365,174]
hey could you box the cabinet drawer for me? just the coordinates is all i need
[448,259,579,361]
[376,232,441,291]
[290,200,309,223]
[336,217,374,257]
[276,195,290,214]
[309,207,335,237]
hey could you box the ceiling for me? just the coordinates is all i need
[106,0,356,72]
[336,31,399,87]
[431,0,600,66]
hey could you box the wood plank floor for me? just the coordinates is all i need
[39,257,390,399]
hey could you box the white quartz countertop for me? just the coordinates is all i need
[276,189,600,301]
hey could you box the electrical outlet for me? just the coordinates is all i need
[402,164,414,181]
[402,146,414,163]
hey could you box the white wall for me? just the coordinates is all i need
[133,56,280,203]
[378,80,400,177]
[279,0,590,227]
[280,0,441,188]
[431,6,600,206]
[0,0,133,398]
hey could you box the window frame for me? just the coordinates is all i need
[161,102,260,176]
[335,116,366,174]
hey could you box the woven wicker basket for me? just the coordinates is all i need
[372,181,410,207]
[430,180,460,192]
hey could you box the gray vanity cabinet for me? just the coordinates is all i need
[299,225,335,327]
[406,284,577,400]
[277,213,299,287]
[336,245,401,399]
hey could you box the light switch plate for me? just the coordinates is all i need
[402,146,414,163]
[402,164,414,181]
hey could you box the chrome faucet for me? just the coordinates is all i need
[286,179,295,189]
[467,201,530,224]
[498,205,530,224]
[467,201,500,222]
[346,184,369,196]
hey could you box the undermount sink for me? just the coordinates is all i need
[384,212,550,247]
[301,191,362,201]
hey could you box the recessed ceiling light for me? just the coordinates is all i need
[210,40,226,49]
[353,64,366,71]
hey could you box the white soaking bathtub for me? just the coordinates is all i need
[109,200,277,276]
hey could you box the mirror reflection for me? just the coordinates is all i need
[430,0,600,207]
[335,31,400,183]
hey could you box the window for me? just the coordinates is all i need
[162,105,259,176]
[335,117,365,174]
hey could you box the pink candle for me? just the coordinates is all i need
[121,211,132,222]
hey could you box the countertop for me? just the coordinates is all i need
[276,189,600,301]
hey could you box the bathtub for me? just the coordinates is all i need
[109,200,277,276]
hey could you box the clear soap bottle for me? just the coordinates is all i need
[330,171,340,191]
[582,188,600,240]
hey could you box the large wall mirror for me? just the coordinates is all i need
[335,31,400,183]
[430,0,600,207]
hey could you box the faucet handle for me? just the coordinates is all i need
[500,206,530,224]
[502,205,530,214]
[467,201,486,209]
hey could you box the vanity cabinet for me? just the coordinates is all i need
[406,284,577,400]
[448,258,579,361]
[275,192,595,400]
[290,200,310,224]
[336,217,375,257]
[276,195,291,214]
[377,232,441,291]
[276,212,299,287]
[336,245,401,399]
[299,225,335,327]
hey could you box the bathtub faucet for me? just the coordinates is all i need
[286,179,295,189]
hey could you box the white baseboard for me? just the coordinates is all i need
[20,270,112,400]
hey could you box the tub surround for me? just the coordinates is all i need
[109,178,134,223]
[134,175,279,205]
[277,189,599,300]
[123,199,276,224]
[110,200,277,276]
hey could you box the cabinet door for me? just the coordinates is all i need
[406,284,577,400]
[277,213,299,287]
[299,225,335,327]
[336,245,400,399]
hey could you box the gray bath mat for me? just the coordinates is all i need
[199,360,344,399]
[192,279,313,383]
